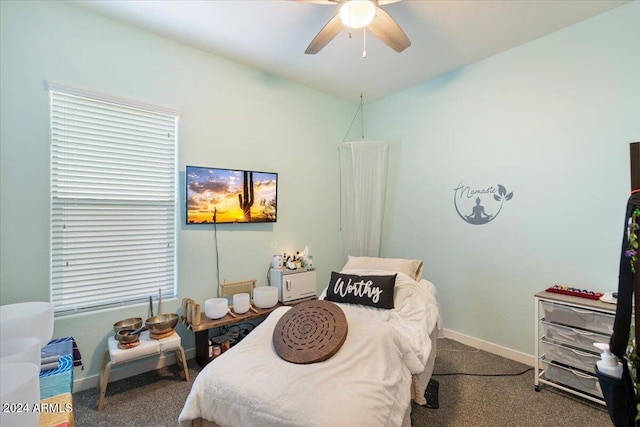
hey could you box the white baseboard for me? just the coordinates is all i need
[442,328,535,367]
[73,347,197,393]
[74,332,534,392]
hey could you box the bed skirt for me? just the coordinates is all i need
[411,327,437,406]
[187,394,412,427]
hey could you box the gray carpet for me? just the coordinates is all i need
[410,339,610,426]
[73,338,611,426]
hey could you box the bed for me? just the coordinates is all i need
[179,257,441,427]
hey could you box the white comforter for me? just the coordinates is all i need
[179,270,440,427]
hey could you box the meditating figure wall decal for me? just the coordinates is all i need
[453,182,513,225]
[466,197,492,224]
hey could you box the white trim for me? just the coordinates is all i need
[44,80,181,116]
[73,333,535,392]
[73,347,196,392]
[442,328,535,366]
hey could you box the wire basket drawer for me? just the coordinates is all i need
[540,338,600,373]
[542,359,603,399]
[541,301,614,334]
[541,320,610,352]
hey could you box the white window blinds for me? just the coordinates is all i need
[49,84,178,315]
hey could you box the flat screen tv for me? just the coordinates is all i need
[186,166,278,224]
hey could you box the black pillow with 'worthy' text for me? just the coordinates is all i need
[325,271,396,309]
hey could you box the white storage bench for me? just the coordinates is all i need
[97,330,189,411]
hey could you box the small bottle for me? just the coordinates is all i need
[208,339,214,358]
[594,343,623,378]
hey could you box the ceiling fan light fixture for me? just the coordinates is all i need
[339,1,376,29]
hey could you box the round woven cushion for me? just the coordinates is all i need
[273,300,348,364]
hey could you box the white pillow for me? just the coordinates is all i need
[342,256,423,281]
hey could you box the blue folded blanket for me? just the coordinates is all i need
[43,336,83,370]
[39,354,73,399]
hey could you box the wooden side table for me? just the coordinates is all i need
[191,303,284,367]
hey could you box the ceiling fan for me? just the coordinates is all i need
[300,0,411,54]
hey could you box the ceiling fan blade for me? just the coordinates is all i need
[305,13,344,54]
[367,7,411,52]
[296,0,339,4]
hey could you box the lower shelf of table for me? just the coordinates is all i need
[191,299,319,367]
[192,305,281,367]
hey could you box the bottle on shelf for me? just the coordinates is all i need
[295,252,302,269]
[594,343,623,378]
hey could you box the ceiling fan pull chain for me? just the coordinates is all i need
[363,28,367,58]
[360,94,365,139]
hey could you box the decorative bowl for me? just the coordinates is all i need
[253,286,278,309]
[145,313,179,335]
[205,298,228,319]
[0,363,40,427]
[0,302,54,348]
[113,317,143,334]
[115,328,142,344]
[0,337,41,367]
[233,293,250,314]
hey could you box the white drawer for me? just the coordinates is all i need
[542,359,603,398]
[540,338,600,373]
[541,320,610,352]
[541,301,614,334]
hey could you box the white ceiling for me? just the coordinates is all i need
[70,0,629,103]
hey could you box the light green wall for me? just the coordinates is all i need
[366,2,640,354]
[2,0,639,384]
[0,1,352,382]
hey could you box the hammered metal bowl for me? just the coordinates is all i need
[113,317,143,334]
[115,328,142,344]
[145,313,179,335]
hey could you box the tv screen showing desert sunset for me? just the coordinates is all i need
[186,166,277,224]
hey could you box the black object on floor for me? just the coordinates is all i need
[424,379,439,409]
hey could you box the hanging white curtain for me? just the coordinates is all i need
[339,140,389,258]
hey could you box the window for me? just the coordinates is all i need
[48,82,178,315]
